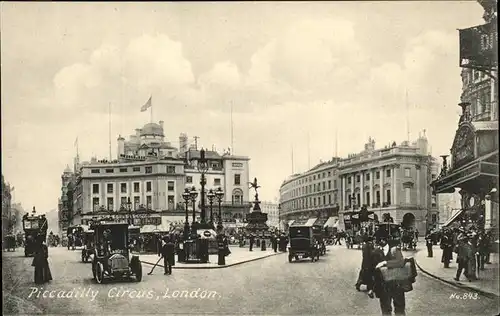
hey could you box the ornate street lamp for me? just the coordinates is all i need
[215,187,224,232]
[207,189,215,228]
[196,148,209,227]
[189,186,198,238]
[182,188,191,240]
[127,197,132,226]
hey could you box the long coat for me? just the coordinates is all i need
[162,242,176,265]
[358,242,375,287]
[32,244,52,284]
[371,246,411,298]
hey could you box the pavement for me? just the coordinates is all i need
[3,245,499,315]
[413,241,500,298]
[137,246,283,269]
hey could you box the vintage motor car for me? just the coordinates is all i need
[90,220,142,283]
[288,220,319,263]
[80,225,95,263]
[22,209,48,257]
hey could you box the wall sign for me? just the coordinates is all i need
[451,125,476,169]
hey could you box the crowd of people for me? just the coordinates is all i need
[426,225,494,282]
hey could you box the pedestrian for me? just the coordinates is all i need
[272,234,278,252]
[161,237,175,275]
[355,235,375,298]
[440,229,454,268]
[371,233,408,316]
[454,234,473,282]
[249,234,255,251]
[32,237,52,284]
[425,231,433,258]
[484,231,492,264]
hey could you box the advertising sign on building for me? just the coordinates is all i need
[459,21,498,69]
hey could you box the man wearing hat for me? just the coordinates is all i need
[440,228,454,268]
[371,230,408,315]
[355,235,375,298]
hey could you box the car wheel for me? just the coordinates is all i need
[92,259,97,280]
[95,262,104,284]
[288,255,293,263]
[135,262,143,282]
[81,251,85,263]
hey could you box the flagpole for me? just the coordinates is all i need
[109,102,112,161]
[150,95,153,123]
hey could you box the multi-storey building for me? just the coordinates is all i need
[280,135,440,233]
[432,0,498,238]
[261,201,279,228]
[279,158,342,225]
[70,121,251,228]
[2,174,13,236]
[58,165,75,236]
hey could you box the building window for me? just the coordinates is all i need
[432,214,437,223]
[313,175,316,180]
[323,195,326,205]
[365,173,370,181]
[234,174,241,185]
[120,183,127,194]
[366,192,370,206]
[91,169,100,174]
[92,198,100,211]
[356,175,360,183]
[120,168,127,173]
[405,188,411,203]
[107,184,113,194]
[232,189,243,204]
[328,180,331,189]
[146,196,152,209]
[404,168,411,177]
[107,197,114,211]
[92,184,99,194]
[132,167,141,172]
[376,191,381,205]
[386,190,391,205]
[105,169,114,173]
[322,182,326,190]
[386,169,391,178]
[186,176,193,184]
[120,197,127,208]
[167,166,176,174]
[145,166,153,174]
[214,178,221,186]
[334,193,337,204]
[133,182,140,193]
[168,195,175,209]
[167,181,174,191]
[348,177,352,185]
[328,194,332,205]
[334,180,337,188]
[134,196,140,209]
[328,171,331,177]
[146,181,152,192]
[376,171,380,180]
[357,193,361,206]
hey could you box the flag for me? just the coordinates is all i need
[141,96,152,112]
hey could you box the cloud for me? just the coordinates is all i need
[53,34,196,114]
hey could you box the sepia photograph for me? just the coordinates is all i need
[1,1,498,315]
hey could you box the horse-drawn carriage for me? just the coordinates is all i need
[67,225,84,250]
[401,227,417,250]
[375,223,402,248]
[22,208,48,257]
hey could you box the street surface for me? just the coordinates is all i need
[3,245,499,315]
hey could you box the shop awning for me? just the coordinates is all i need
[442,209,464,227]
[323,217,338,228]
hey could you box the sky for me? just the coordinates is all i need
[1,1,486,213]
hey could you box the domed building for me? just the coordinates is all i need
[118,121,178,158]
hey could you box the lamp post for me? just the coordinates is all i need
[196,148,209,228]
[126,197,132,226]
[182,188,191,241]
[189,186,198,238]
[278,203,281,234]
[207,189,215,229]
[215,187,224,232]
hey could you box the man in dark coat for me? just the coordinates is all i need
[32,237,52,284]
[440,229,454,268]
[271,234,278,252]
[425,231,433,258]
[249,234,255,251]
[355,236,375,297]
[161,237,175,275]
[371,234,408,316]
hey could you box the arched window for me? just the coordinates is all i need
[232,188,243,205]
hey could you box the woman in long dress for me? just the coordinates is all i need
[33,239,52,284]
